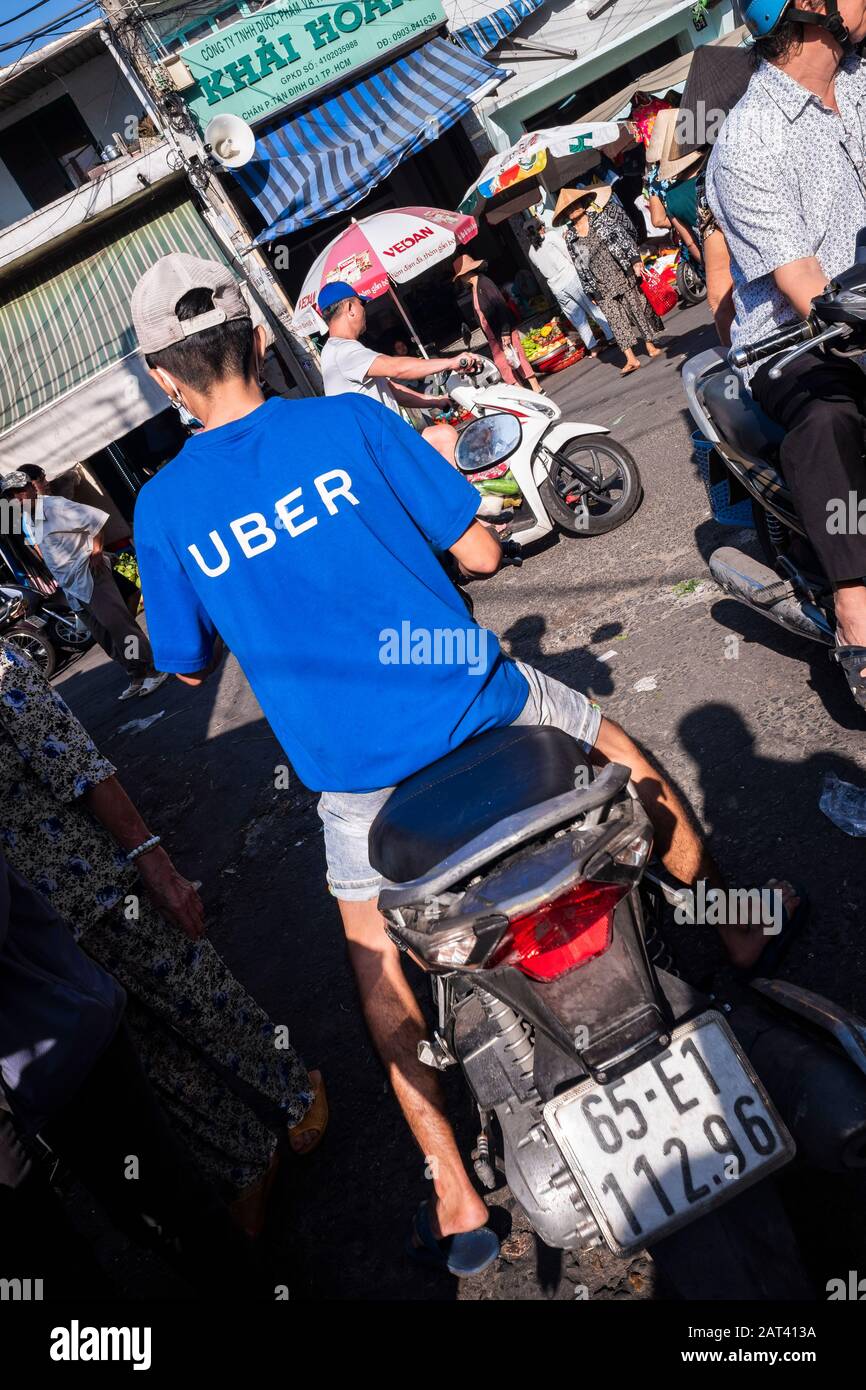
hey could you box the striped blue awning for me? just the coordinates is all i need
[453,0,549,58]
[232,38,508,242]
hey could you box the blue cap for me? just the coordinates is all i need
[317,280,368,314]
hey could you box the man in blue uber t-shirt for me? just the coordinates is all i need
[131,254,789,1277]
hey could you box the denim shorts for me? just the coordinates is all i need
[316,660,603,902]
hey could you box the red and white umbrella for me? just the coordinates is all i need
[293,206,478,341]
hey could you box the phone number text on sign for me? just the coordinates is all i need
[378,13,440,47]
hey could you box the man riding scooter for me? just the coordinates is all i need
[706,0,866,707]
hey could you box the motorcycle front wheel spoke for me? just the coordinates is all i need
[558,470,621,503]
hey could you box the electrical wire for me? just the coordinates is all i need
[0,6,97,54]
[0,0,74,30]
[0,33,38,85]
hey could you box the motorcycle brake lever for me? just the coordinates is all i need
[768,323,850,380]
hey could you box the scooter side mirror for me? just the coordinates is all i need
[454,414,522,474]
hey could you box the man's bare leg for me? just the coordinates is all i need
[422,421,458,467]
[592,718,796,969]
[338,896,488,1238]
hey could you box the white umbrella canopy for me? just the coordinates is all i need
[459,123,632,223]
[293,207,479,339]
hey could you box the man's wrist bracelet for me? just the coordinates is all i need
[127,834,162,864]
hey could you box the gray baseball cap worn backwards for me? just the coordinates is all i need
[131,252,250,355]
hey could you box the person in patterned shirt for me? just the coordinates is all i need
[706,0,866,707]
[0,639,324,1231]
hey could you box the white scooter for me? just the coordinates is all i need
[444,361,642,545]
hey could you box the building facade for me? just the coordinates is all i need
[0,17,283,595]
[451,0,738,151]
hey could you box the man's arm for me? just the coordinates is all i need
[134,490,220,681]
[708,142,822,323]
[368,351,482,382]
[174,636,226,688]
[448,520,502,577]
[388,381,446,409]
[773,257,829,320]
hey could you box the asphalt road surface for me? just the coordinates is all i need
[56,301,866,1301]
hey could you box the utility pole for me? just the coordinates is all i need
[98,0,319,397]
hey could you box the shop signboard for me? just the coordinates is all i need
[178,0,446,129]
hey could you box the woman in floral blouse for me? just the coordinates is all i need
[0,639,324,1229]
[554,185,664,376]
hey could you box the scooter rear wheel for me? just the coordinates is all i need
[541,438,642,536]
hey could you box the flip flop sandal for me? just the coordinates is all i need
[830,642,866,710]
[407,1200,499,1277]
[288,1070,328,1156]
[736,881,810,983]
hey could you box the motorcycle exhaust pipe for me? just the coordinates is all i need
[709,547,834,645]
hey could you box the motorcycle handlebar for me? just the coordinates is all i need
[728,319,814,370]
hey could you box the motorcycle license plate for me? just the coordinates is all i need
[26,615,46,628]
[542,1012,794,1254]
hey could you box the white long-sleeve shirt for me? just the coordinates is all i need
[527,229,582,295]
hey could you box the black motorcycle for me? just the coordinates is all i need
[0,581,92,677]
[370,723,866,1297]
[683,229,866,660]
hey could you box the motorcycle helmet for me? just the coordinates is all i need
[738,0,851,46]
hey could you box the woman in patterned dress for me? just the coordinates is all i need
[0,639,322,1225]
[554,186,664,376]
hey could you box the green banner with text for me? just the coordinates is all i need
[178,0,445,128]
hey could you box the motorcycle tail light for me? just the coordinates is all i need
[488,881,627,982]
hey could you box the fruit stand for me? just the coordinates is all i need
[521,320,585,374]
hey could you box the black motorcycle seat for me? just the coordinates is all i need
[701,370,786,459]
[368,725,590,884]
